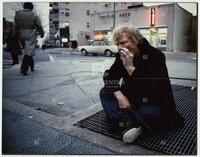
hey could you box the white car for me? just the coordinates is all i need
[78,40,118,57]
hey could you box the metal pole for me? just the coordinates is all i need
[113,2,116,30]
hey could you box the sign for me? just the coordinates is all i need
[151,8,155,26]
[99,12,131,19]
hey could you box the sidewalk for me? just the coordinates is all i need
[2,50,197,154]
[3,109,116,155]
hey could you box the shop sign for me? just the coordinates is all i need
[99,14,114,19]
[99,12,131,19]
[150,8,155,26]
[119,12,131,17]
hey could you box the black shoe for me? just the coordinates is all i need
[31,68,34,71]
[20,71,28,75]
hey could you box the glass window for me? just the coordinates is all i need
[86,10,90,15]
[60,8,64,15]
[65,9,69,16]
[92,41,102,46]
[139,28,150,42]
[158,28,167,47]
[86,22,90,28]
[59,8,69,16]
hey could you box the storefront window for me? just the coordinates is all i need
[139,27,167,50]
[157,28,167,49]
[139,29,150,42]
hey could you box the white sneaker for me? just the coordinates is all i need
[122,126,142,143]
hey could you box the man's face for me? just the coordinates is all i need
[117,33,139,54]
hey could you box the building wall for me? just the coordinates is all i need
[49,2,194,51]
[173,4,192,52]
[92,4,194,52]
[191,16,197,52]
[49,2,134,46]
[92,4,176,51]
[162,4,175,51]
[49,2,59,39]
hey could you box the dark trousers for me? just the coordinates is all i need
[20,55,34,72]
[11,52,19,65]
[99,88,162,130]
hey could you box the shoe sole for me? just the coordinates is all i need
[123,127,142,143]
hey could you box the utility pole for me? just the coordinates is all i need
[113,2,116,31]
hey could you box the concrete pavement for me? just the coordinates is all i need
[2,48,197,154]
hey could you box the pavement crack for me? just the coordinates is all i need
[68,74,95,105]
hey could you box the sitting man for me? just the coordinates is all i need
[99,25,184,143]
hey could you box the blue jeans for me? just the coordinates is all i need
[99,88,163,130]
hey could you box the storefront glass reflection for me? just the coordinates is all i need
[139,27,167,50]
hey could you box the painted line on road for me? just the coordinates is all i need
[48,53,55,62]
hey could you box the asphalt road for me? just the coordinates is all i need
[3,47,196,64]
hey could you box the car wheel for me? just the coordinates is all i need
[81,49,88,56]
[104,50,112,57]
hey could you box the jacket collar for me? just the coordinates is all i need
[138,38,151,54]
[133,38,151,67]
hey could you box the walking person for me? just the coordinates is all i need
[99,25,184,143]
[5,27,21,65]
[13,2,44,75]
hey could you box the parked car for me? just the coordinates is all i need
[78,40,118,57]
[42,40,57,50]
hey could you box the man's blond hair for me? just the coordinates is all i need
[112,25,143,45]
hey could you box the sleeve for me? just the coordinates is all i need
[13,13,19,37]
[103,54,124,92]
[150,52,176,110]
[34,16,44,37]
[151,53,184,125]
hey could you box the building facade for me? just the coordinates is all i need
[49,2,196,52]
[49,2,135,46]
[92,3,194,52]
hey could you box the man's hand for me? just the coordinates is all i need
[114,90,132,110]
[119,48,135,76]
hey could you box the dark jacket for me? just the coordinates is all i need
[103,38,184,128]
[5,29,21,54]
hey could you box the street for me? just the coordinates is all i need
[2,48,197,154]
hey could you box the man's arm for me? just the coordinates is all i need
[119,47,136,76]
[103,54,124,92]
[114,90,132,110]
[34,16,44,38]
[13,13,19,37]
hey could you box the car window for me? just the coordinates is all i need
[107,41,112,46]
[92,41,102,46]
[102,41,108,46]
[102,41,112,46]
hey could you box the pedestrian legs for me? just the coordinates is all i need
[28,56,34,71]
[20,55,29,75]
[11,51,19,65]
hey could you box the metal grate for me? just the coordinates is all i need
[75,85,197,155]
[2,110,116,155]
